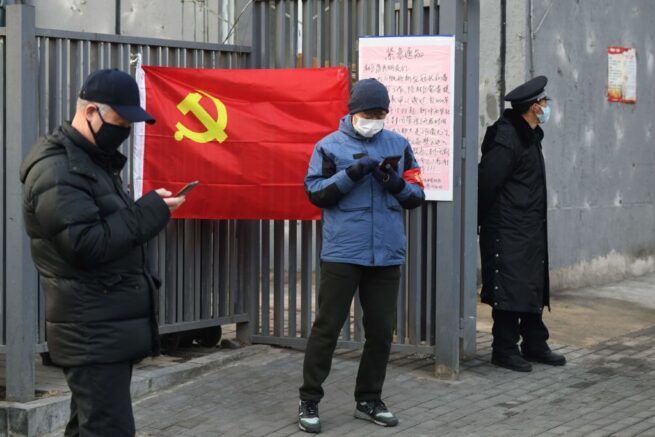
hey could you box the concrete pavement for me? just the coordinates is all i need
[41,272,655,436]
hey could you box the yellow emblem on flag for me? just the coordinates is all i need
[174,90,228,143]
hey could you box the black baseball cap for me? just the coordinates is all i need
[79,68,155,124]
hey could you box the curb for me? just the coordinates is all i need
[0,345,269,437]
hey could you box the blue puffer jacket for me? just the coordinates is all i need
[305,115,425,266]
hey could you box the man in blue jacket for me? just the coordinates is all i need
[298,78,425,433]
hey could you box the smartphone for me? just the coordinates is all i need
[379,155,401,170]
[175,180,200,197]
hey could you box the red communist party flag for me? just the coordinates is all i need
[133,65,349,220]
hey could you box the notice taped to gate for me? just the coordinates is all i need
[359,36,455,201]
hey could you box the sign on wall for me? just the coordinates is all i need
[359,36,456,201]
[608,46,637,104]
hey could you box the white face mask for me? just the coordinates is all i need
[353,117,384,138]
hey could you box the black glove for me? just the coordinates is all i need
[346,156,380,181]
[373,166,405,194]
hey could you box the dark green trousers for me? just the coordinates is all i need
[299,262,400,402]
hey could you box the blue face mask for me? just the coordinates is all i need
[537,105,551,124]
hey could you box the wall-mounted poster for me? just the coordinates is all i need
[608,46,637,104]
[359,36,456,202]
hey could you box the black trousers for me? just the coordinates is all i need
[300,262,400,402]
[63,362,135,437]
[491,308,550,356]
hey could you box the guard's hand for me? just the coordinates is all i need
[155,188,185,212]
[372,166,405,194]
[346,156,380,181]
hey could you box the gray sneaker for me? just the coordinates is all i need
[354,399,399,427]
[298,400,321,433]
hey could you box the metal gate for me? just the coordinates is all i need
[1,0,479,402]
[247,0,480,377]
[0,4,252,401]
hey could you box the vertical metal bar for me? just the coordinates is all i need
[300,221,313,337]
[314,221,322,320]
[229,220,239,316]
[261,1,271,68]
[429,0,439,35]
[211,221,221,319]
[408,209,422,344]
[357,0,368,37]
[182,220,193,321]
[303,0,315,67]
[165,222,178,324]
[176,221,185,322]
[316,0,324,66]
[261,221,271,335]
[194,220,202,319]
[288,220,297,337]
[396,260,407,344]
[412,0,424,35]
[275,0,286,68]
[218,220,229,317]
[399,0,409,35]
[252,221,262,335]
[69,40,81,121]
[0,35,5,346]
[425,203,435,344]
[329,0,340,66]
[252,0,262,68]
[37,37,47,136]
[461,0,480,359]
[5,3,38,402]
[434,0,464,378]
[200,220,212,319]
[289,0,299,67]
[52,38,62,127]
[240,220,260,341]
[371,0,381,36]
[384,0,395,36]
[157,232,166,326]
[273,221,285,336]
[343,0,352,70]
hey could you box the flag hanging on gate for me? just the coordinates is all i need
[134,65,349,220]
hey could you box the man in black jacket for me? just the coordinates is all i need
[478,76,565,372]
[20,69,185,436]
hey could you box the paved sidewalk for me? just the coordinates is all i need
[107,324,655,437]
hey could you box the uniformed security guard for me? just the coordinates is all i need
[478,75,566,372]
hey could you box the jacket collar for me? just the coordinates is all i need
[503,108,544,145]
[60,122,127,178]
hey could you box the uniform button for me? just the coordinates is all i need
[494,303,498,306]
[541,260,545,264]
[494,286,498,290]
[495,269,499,273]
[103,289,108,294]
[495,253,499,257]
[495,239,500,242]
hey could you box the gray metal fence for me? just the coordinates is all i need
[1,0,479,402]
[247,0,480,377]
[0,4,252,401]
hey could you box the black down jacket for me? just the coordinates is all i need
[478,109,549,313]
[20,122,170,367]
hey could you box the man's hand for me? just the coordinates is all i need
[155,188,185,212]
[346,156,380,181]
[372,166,405,194]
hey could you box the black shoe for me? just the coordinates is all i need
[491,352,533,372]
[298,400,321,433]
[354,399,399,427]
[522,349,566,366]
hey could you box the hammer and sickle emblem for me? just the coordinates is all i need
[174,90,228,143]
